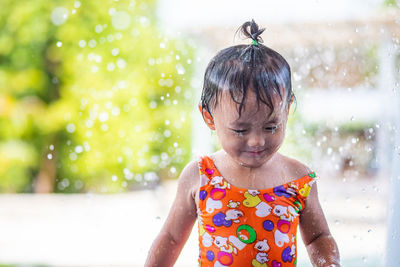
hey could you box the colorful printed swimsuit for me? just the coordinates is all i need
[197,156,317,267]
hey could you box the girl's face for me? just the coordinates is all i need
[202,90,292,169]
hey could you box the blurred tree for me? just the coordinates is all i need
[0,0,194,193]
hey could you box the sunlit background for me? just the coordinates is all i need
[0,0,399,266]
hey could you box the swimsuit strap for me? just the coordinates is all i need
[198,155,217,176]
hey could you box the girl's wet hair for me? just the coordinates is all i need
[200,19,295,117]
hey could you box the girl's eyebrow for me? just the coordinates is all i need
[230,117,280,127]
[229,121,250,127]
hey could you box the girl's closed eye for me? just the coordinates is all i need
[265,125,278,131]
[230,128,247,135]
[265,121,282,132]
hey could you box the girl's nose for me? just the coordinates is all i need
[247,132,266,148]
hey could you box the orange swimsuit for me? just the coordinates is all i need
[197,156,317,267]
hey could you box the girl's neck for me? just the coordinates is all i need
[211,150,286,190]
[214,149,281,175]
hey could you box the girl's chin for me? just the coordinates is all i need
[236,155,268,168]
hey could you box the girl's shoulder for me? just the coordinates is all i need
[174,159,202,200]
[179,159,201,183]
[278,153,313,181]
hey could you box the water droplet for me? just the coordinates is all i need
[99,111,109,122]
[73,145,82,154]
[47,153,53,160]
[149,101,157,109]
[107,62,115,71]
[66,123,76,133]
[78,40,86,48]
[138,158,146,167]
[56,41,62,47]
[116,58,127,69]
[164,130,171,137]
[88,39,97,48]
[112,11,131,30]
[62,178,70,187]
[91,65,99,73]
[51,7,69,26]
[139,16,150,27]
[74,180,83,189]
[112,175,118,182]
[111,48,119,56]
[124,168,134,180]
[161,152,169,161]
[69,152,77,161]
[165,79,173,87]
[176,64,185,75]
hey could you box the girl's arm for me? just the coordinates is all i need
[299,182,341,266]
[145,160,199,267]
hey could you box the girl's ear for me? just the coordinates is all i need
[287,94,295,112]
[290,94,294,105]
[198,104,216,130]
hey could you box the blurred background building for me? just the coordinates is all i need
[0,0,399,266]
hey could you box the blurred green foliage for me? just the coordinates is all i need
[0,0,195,193]
[384,0,400,8]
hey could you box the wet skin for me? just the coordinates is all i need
[208,90,290,169]
[145,89,341,267]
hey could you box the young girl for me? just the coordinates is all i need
[146,20,340,267]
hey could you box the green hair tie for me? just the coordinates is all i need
[252,39,258,45]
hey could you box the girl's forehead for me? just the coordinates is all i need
[218,90,286,113]
[216,92,287,123]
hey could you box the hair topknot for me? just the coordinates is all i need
[236,19,265,45]
[201,20,294,118]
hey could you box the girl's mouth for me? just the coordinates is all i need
[245,149,266,156]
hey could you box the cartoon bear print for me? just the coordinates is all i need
[227,200,240,208]
[214,236,237,255]
[287,206,299,222]
[254,239,270,252]
[251,239,270,266]
[210,176,230,190]
[214,236,228,249]
[210,176,224,186]
[248,189,260,196]
[225,209,244,223]
[273,204,290,220]
[255,239,270,263]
